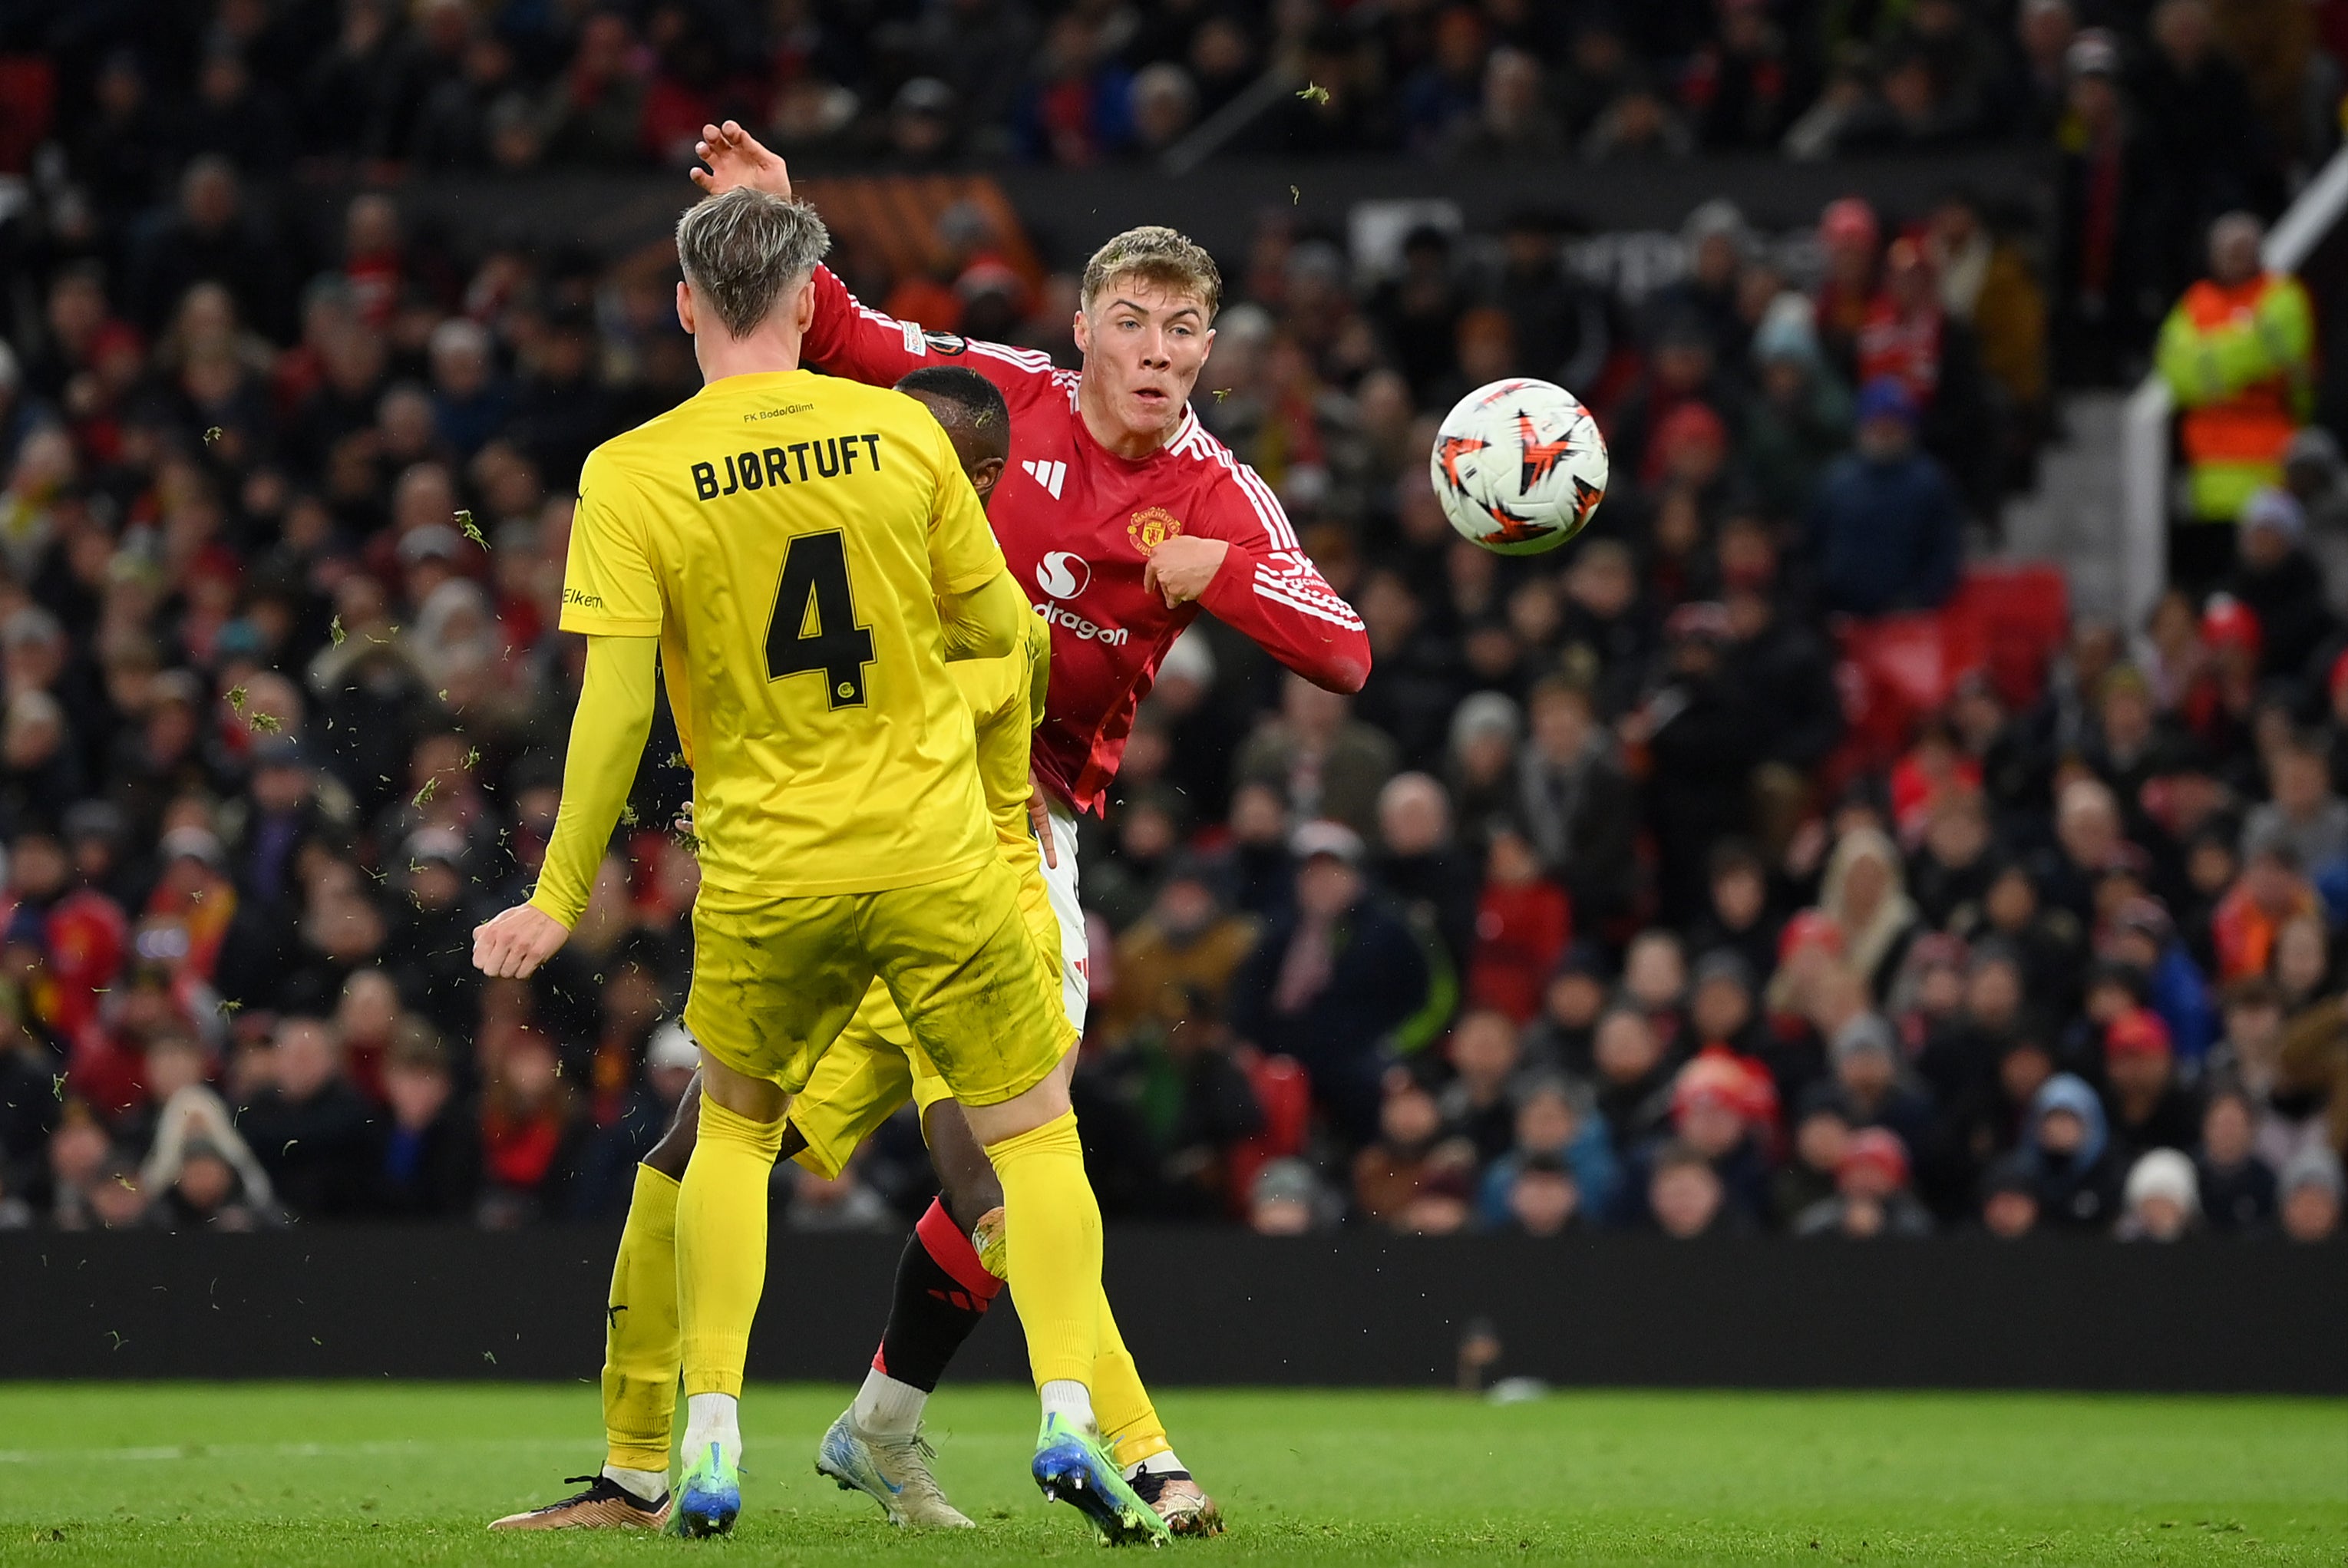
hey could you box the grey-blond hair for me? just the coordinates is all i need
[675,187,831,339]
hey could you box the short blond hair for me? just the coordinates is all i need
[1081,226,1222,319]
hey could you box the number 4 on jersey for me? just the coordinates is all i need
[766,531,875,708]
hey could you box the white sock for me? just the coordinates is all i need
[602,1464,669,1504]
[681,1391,740,1463]
[850,1370,927,1438]
[1126,1449,1186,1481]
[1039,1379,1095,1430]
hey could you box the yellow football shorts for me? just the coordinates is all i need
[685,855,1074,1133]
[784,981,936,1180]
[782,850,1066,1177]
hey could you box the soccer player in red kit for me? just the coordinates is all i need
[697,125,1364,1529]
[689,117,1367,969]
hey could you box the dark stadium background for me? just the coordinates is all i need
[3,0,2348,1388]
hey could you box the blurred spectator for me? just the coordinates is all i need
[1743,296,1854,525]
[2157,214,2314,573]
[1228,823,1435,1143]
[1640,1049,1774,1228]
[1980,1153,2042,1236]
[2052,31,2169,388]
[1234,674,1399,843]
[2195,1085,2278,1233]
[1518,677,1636,928]
[1467,828,1571,1022]
[1376,773,1481,980]
[1795,1126,1934,1237]
[236,1015,375,1220]
[1492,1153,1583,1235]
[2019,1073,2125,1230]
[1927,190,2048,460]
[1096,983,1264,1221]
[1637,605,1767,922]
[127,157,289,339]
[1249,1157,1337,1235]
[1437,1009,1526,1161]
[1805,378,1965,616]
[2277,1144,2344,1240]
[1445,48,1566,160]
[1101,857,1262,1051]
[1478,1074,1620,1225]
[1683,0,1795,150]
[371,1023,480,1220]
[2102,1007,2203,1162]
[476,1032,584,1226]
[1647,1139,1736,1237]
[2222,491,2333,678]
[2135,0,2282,252]
[1689,843,1782,984]
[2118,1147,2201,1240]
[1352,1071,1474,1227]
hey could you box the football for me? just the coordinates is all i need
[1429,377,1610,556]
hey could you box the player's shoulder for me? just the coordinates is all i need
[1158,408,1297,545]
[585,395,699,481]
[933,334,1073,405]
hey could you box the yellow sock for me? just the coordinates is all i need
[603,1164,683,1473]
[676,1092,785,1398]
[986,1110,1101,1388]
[1094,1292,1171,1470]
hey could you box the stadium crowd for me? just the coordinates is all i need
[0,1,2346,1246]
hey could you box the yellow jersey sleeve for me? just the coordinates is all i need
[926,418,1009,597]
[561,451,665,636]
[1020,608,1051,729]
[948,614,1049,853]
[528,634,659,927]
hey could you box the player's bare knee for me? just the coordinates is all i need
[698,1049,789,1123]
[959,1072,1072,1148]
[643,1073,702,1180]
[922,1100,1005,1230]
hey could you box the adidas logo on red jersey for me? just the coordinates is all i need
[1021,459,1067,499]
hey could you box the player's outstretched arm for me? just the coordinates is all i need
[1171,475,1372,695]
[690,120,791,199]
[474,633,660,979]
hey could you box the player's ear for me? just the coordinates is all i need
[791,274,817,335]
[971,455,1006,498]
[1072,305,1091,356]
[675,281,695,335]
[1198,325,1215,364]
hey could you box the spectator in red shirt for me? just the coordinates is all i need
[1467,827,1570,1022]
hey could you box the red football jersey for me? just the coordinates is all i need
[801,266,1372,813]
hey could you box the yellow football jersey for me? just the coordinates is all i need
[560,368,1007,897]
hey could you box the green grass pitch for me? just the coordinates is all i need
[2,1384,2344,1564]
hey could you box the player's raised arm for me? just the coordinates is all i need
[1146,470,1372,695]
[692,122,1059,400]
[691,120,792,200]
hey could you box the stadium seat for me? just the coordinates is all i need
[1227,1049,1313,1218]
[1948,563,2069,711]
[1830,566,2072,781]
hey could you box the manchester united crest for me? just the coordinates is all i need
[1127,507,1184,555]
